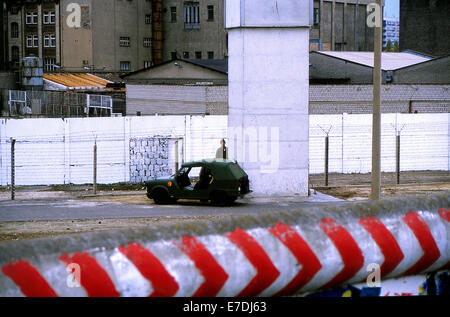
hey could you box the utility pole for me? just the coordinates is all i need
[10,138,15,201]
[371,0,382,200]
[325,134,329,187]
[93,139,97,195]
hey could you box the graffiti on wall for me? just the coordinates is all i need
[129,137,172,183]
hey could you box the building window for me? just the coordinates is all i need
[11,22,19,38]
[184,2,200,29]
[26,36,33,48]
[145,14,152,24]
[44,58,56,72]
[51,34,56,47]
[44,12,55,24]
[27,35,39,48]
[183,51,190,59]
[313,8,320,26]
[44,34,50,47]
[170,7,177,22]
[11,46,20,62]
[44,34,56,48]
[120,37,130,47]
[143,37,151,47]
[207,51,214,59]
[120,61,131,71]
[171,52,177,60]
[195,51,202,59]
[207,5,214,21]
[26,12,38,24]
[144,61,152,68]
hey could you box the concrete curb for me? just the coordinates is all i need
[0,194,449,297]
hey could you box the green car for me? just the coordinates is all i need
[145,159,251,206]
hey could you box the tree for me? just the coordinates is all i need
[385,40,393,52]
[393,41,399,52]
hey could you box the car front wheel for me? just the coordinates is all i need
[151,188,171,205]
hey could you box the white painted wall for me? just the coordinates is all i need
[0,113,448,186]
[309,113,450,174]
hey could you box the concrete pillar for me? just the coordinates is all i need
[225,0,311,196]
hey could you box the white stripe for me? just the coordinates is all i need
[109,249,152,297]
[381,216,424,278]
[198,234,256,297]
[144,239,204,297]
[246,228,300,296]
[292,224,344,292]
[33,256,87,297]
[345,219,384,284]
[418,210,449,272]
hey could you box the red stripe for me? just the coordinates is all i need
[438,208,450,222]
[269,222,322,296]
[227,228,280,297]
[59,252,120,297]
[174,236,228,297]
[402,211,441,276]
[1,260,58,297]
[319,218,364,289]
[358,216,404,277]
[118,243,179,297]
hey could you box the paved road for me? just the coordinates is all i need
[0,193,345,222]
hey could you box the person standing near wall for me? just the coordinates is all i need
[216,139,228,159]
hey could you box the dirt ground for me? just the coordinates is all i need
[310,171,450,200]
[0,215,225,242]
[1,171,448,242]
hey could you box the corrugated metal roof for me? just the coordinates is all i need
[315,51,433,71]
[43,73,112,90]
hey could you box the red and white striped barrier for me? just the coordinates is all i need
[0,194,449,297]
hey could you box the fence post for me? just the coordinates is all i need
[174,140,179,173]
[325,134,329,186]
[10,138,15,200]
[396,133,400,185]
[93,140,97,195]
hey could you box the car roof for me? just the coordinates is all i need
[181,158,235,168]
[181,159,247,180]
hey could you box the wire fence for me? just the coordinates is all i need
[0,113,449,187]
[1,89,114,118]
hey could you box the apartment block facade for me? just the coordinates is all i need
[4,0,380,73]
[383,17,400,50]
[310,0,375,51]
[161,0,376,61]
[162,0,227,61]
[5,0,153,73]
[60,0,153,72]
[6,0,61,71]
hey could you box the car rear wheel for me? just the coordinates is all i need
[226,196,238,204]
[151,188,171,205]
[210,191,228,206]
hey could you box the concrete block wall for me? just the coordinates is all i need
[129,137,172,183]
[309,85,450,114]
[127,85,228,116]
